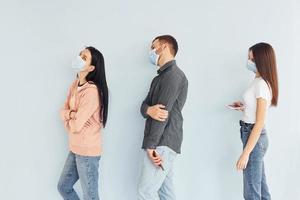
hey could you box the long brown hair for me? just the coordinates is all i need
[249,43,279,106]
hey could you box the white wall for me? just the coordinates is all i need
[0,0,299,199]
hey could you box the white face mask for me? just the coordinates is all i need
[149,49,159,66]
[246,59,257,73]
[71,56,86,72]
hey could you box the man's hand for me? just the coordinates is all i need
[146,104,169,121]
[147,149,162,167]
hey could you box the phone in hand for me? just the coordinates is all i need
[226,104,244,110]
[153,151,165,171]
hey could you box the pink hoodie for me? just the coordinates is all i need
[60,79,102,156]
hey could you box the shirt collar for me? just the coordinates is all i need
[157,60,176,74]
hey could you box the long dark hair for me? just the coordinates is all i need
[249,42,278,106]
[85,46,109,127]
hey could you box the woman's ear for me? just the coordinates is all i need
[88,65,95,72]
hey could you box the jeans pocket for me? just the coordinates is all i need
[258,135,268,154]
[155,147,165,160]
[240,126,250,140]
[258,140,264,151]
[263,135,269,153]
[158,147,177,169]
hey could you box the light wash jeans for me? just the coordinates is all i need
[138,146,177,200]
[240,120,271,200]
[57,151,101,200]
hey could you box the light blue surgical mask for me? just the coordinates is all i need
[246,59,257,73]
[149,49,159,66]
[71,55,86,72]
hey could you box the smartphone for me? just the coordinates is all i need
[153,151,165,171]
[226,104,244,110]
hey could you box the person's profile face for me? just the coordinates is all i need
[79,49,92,65]
[248,50,254,62]
[151,39,167,55]
[79,49,94,72]
[151,39,160,52]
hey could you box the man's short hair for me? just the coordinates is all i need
[153,35,178,56]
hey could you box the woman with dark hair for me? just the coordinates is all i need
[230,43,278,200]
[57,46,108,200]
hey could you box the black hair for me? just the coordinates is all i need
[85,46,109,127]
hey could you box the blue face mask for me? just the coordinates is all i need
[149,49,159,66]
[71,55,86,72]
[246,59,257,73]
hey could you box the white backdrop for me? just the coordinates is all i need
[0,0,299,199]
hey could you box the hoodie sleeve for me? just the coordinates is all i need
[67,87,100,134]
[60,81,77,121]
[60,97,71,122]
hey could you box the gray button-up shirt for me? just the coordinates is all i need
[140,60,188,154]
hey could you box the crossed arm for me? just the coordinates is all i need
[140,76,182,167]
[60,88,99,134]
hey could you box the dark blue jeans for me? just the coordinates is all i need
[240,121,271,200]
[57,151,100,200]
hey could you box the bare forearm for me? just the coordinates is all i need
[243,123,264,155]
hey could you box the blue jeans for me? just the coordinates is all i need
[138,146,177,200]
[57,151,100,200]
[240,121,271,200]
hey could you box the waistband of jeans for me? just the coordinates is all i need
[239,120,267,135]
[239,120,255,128]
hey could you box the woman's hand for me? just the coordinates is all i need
[69,110,76,119]
[236,152,249,170]
[231,101,245,111]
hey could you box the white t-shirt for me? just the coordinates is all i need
[242,77,272,124]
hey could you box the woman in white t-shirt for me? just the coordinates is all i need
[231,43,278,200]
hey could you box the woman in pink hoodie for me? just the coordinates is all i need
[58,46,108,200]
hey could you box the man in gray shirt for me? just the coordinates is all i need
[138,35,188,200]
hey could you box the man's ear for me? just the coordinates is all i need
[161,43,167,50]
[163,43,171,54]
[88,65,95,72]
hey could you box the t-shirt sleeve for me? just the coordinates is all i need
[255,80,271,100]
